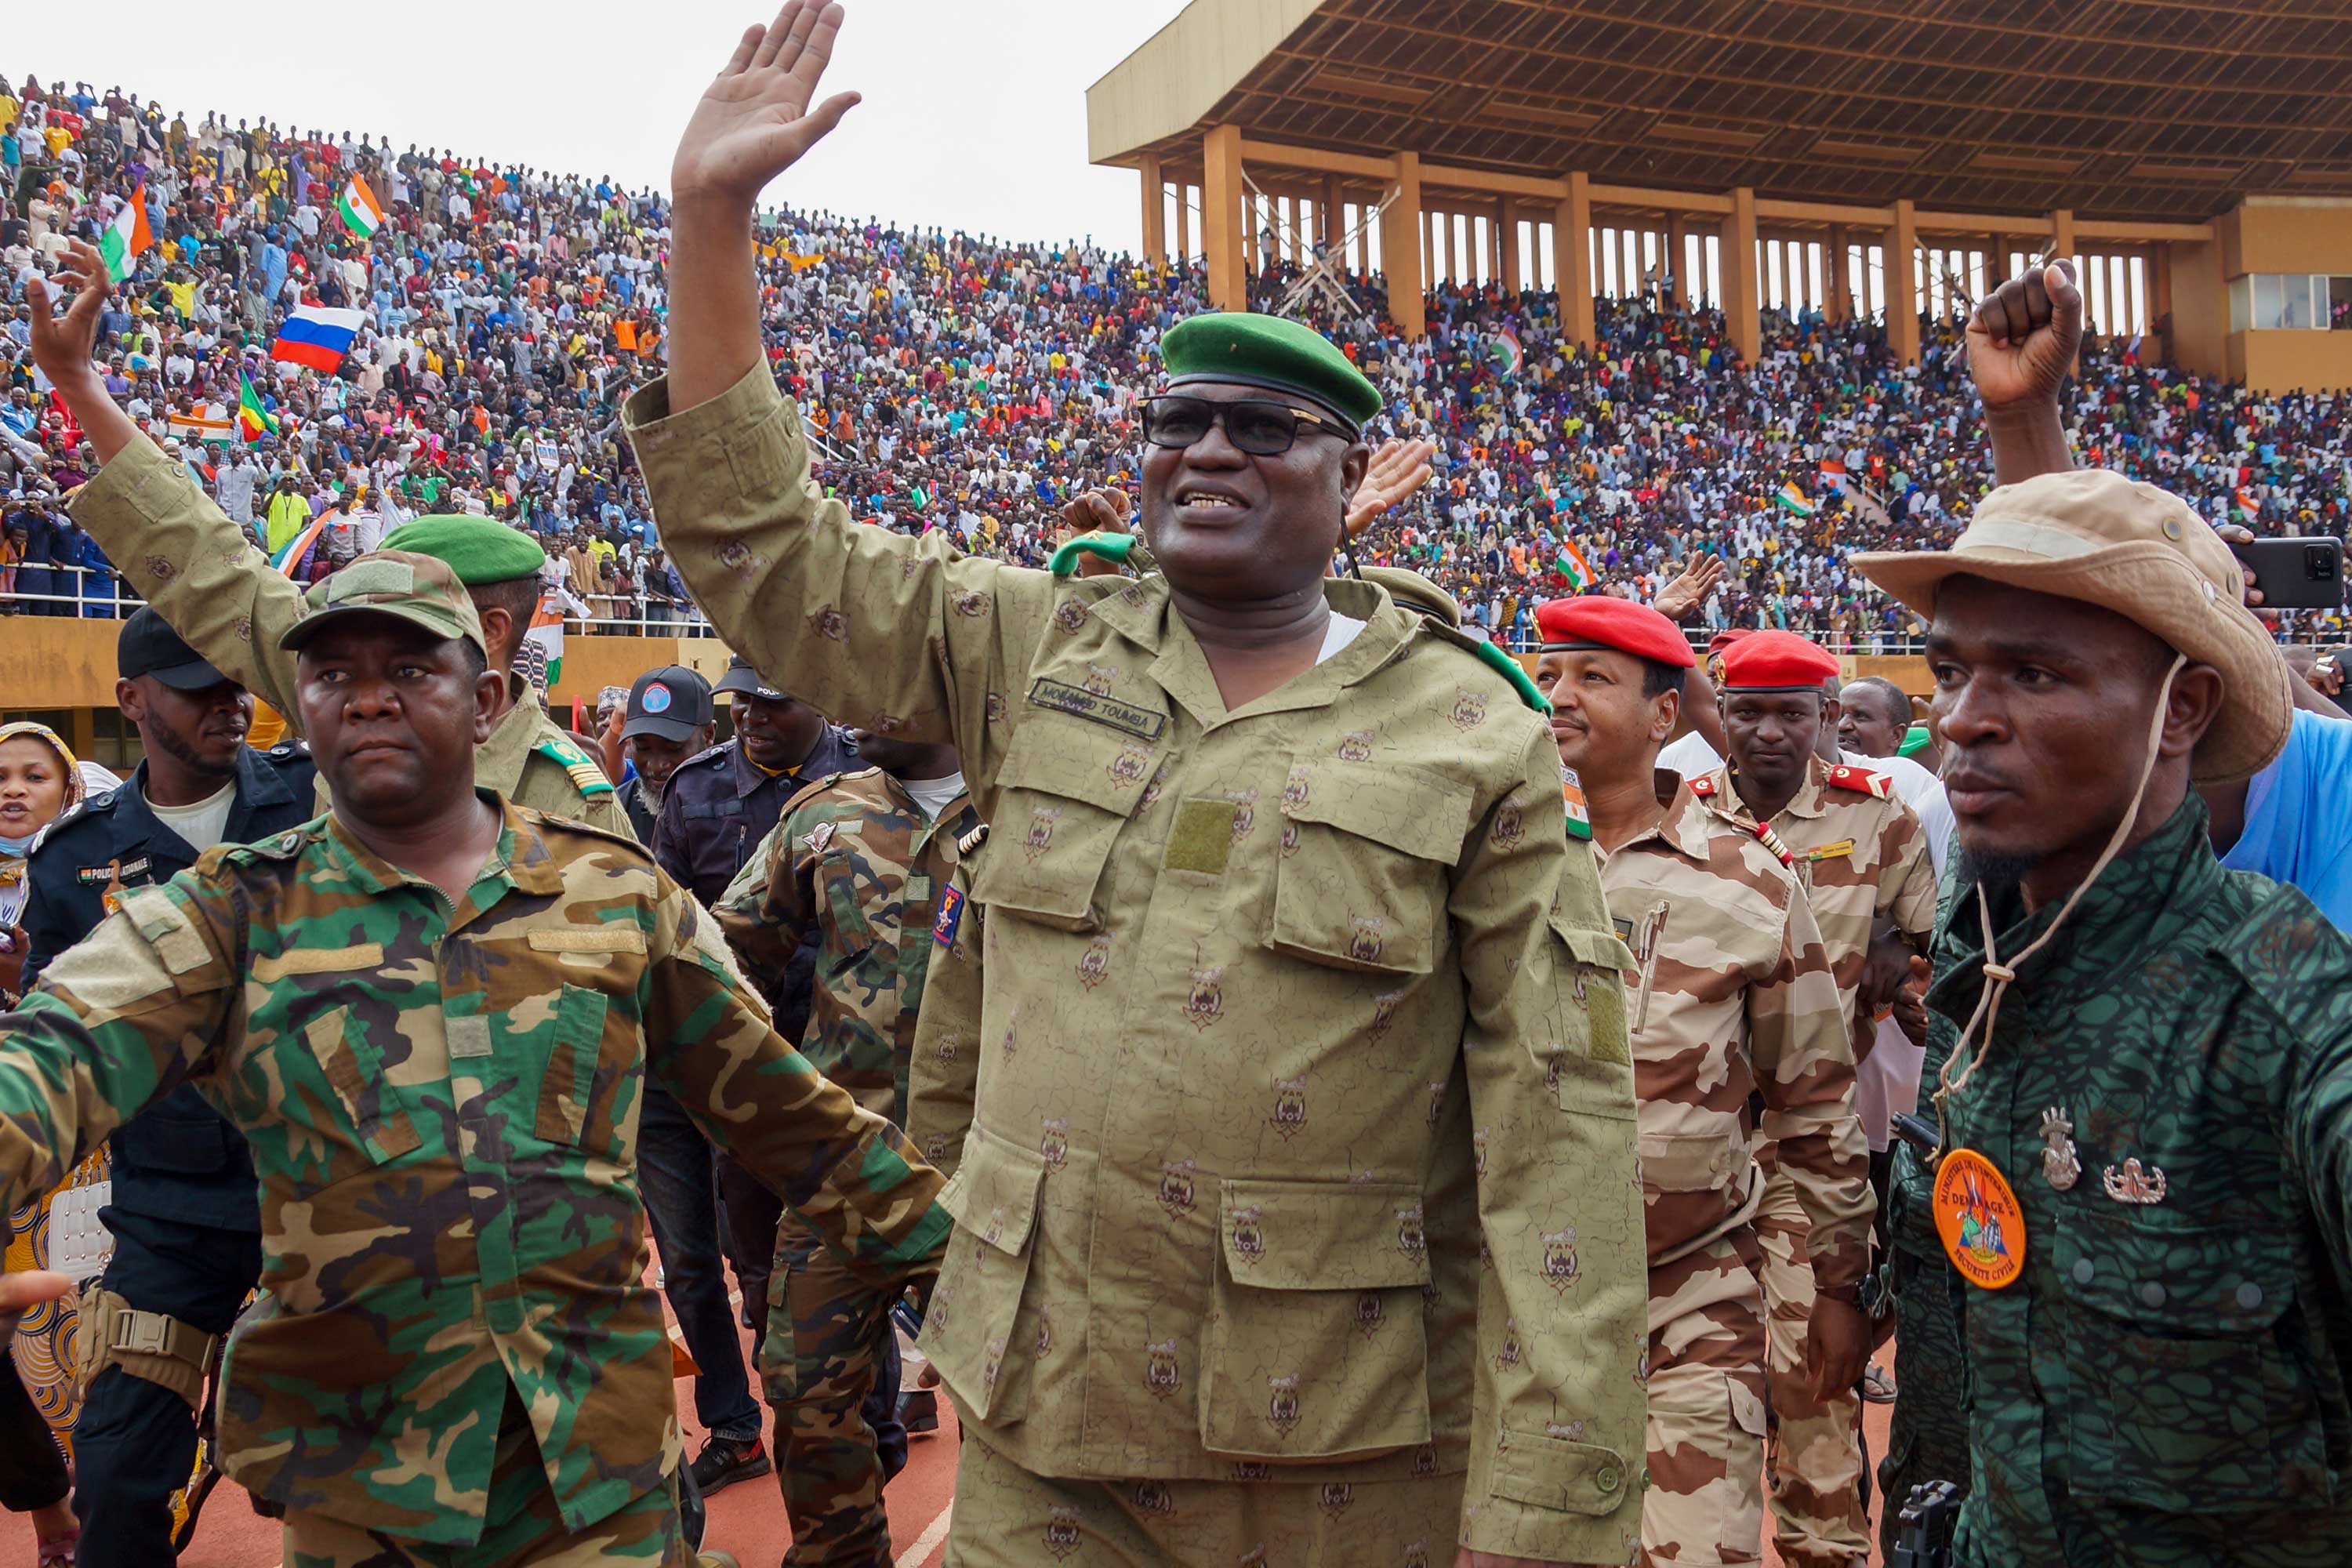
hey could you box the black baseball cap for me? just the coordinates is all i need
[118,607,231,691]
[712,654,788,702]
[622,665,714,743]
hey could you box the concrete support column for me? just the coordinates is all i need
[1139,154,1164,267]
[1381,150,1425,339]
[1889,198,1919,365]
[1501,204,1523,295]
[2051,208,2077,271]
[1828,225,1849,322]
[1665,214,1686,304]
[1724,186,1760,363]
[1554,171,1595,349]
[1322,177,1341,250]
[2151,241,2175,362]
[1202,124,1246,310]
[1174,183,1190,267]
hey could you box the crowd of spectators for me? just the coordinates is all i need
[4,69,2350,651]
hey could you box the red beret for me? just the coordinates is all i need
[1534,597,1695,667]
[1715,629,1838,691]
[1706,626,1754,657]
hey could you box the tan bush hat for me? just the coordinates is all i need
[1853,467,2289,784]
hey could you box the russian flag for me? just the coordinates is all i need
[271,305,368,372]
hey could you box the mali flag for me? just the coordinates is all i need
[237,372,280,442]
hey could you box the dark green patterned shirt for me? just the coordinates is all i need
[1922,796,2352,1566]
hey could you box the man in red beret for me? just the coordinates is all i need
[1534,598,1873,1568]
[1690,628,1936,1566]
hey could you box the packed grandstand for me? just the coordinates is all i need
[3,73,2349,650]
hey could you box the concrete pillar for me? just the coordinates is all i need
[1554,171,1595,349]
[2051,208,2077,272]
[1889,198,1920,365]
[1381,150,1425,339]
[1174,183,1190,266]
[1665,214,1686,304]
[1202,124,1246,310]
[1828,225,1849,322]
[1501,205,1522,295]
[2153,241,2175,355]
[1724,187,1760,363]
[1139,154,1164,267]
[1322,177,1341,251]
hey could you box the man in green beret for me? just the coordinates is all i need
[26,236,633,840]
[633,9,1650,1566]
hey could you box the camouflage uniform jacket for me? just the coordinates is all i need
[716,767,978,1127]
[1923,797,2352,1566]
[904,851,984,1180]
[69,434,631,838]
[625,367,1650,1563]
[1597,771,1871,1292]
[1693,756,1937,1055]
[0,797,948,1545]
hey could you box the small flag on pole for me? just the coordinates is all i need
[1490,321,1523,376]
[1818,459,1847,492]
[168,405,234,443]
[525,592,566,689]
[2234,486,2260,522]
[1774,482,1817,517]
[98,186,154,281]
[336,176,384,240]
[271,305,368,373]
[238,373,280,441]
[1555,538,1595,591]
[268,510,330,576]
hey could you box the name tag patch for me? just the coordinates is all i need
[1028,678,1167,741]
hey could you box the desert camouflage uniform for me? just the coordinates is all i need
[626,366,1651,1566]
[0,797,947,1556]
[1599,771,1870,1566]
[1693,756,1932,1566]
[716,765,978,1565]
[69,435,631,837]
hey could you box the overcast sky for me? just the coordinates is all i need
[10,0,1189,249]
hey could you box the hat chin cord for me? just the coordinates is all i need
[1934,652,2187,1145]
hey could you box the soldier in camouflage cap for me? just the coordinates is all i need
[0,548,949,1566]
[1535,597,1872,1568]
[716,729,978,1565]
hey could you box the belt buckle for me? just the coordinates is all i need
[116,1312,171,1358]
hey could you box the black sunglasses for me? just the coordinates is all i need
[1142,394,1346,457]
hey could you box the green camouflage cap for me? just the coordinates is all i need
[280,550,488,655]
[378,514,548,584]
[1160,312,1381,433]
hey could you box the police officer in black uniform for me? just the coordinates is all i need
[617,665,716,844]
[22,607,317,1565]
[646,652,858,1497]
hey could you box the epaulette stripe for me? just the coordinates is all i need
[561,759,616,797]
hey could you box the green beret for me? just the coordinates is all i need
[1160,313,1381,433]
[377,515,548,585]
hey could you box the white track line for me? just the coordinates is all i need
[894,1501,953,1568]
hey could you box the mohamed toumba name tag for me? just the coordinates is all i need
[1027,678,1167,740]
[1806,839,1856,862]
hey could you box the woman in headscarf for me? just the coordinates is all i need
[0,721,87,1566]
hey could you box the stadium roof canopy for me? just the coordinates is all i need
[1087,0,2352,223]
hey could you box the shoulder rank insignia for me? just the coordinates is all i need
[956,821,990,857]
[804,821,837,855]
[1688,775,1718,799]
[535,738,616,797]
[1826,764,1892,799]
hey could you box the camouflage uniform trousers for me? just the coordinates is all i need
[1755,1167,1870,1568]
[944,1426,1465,1567]
[1642,1228,1770,1568]
[757,1208,902,1566]
[281,1390,691,1567]
[1877,1247,1970,1563]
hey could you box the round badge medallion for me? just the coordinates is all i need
[1934,1147,2026,1289]
[643,684,673,713]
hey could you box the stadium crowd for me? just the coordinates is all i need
[4,69,2351,650]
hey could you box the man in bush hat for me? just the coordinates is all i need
[1853,469,2352,1565]
[1534,595,1870,1568]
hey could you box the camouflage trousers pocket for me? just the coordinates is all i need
[1642,1364,1768,1562]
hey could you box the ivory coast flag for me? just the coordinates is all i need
[1773,481,1817,517]
[98,187,153,281]
[336,176,384,239]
